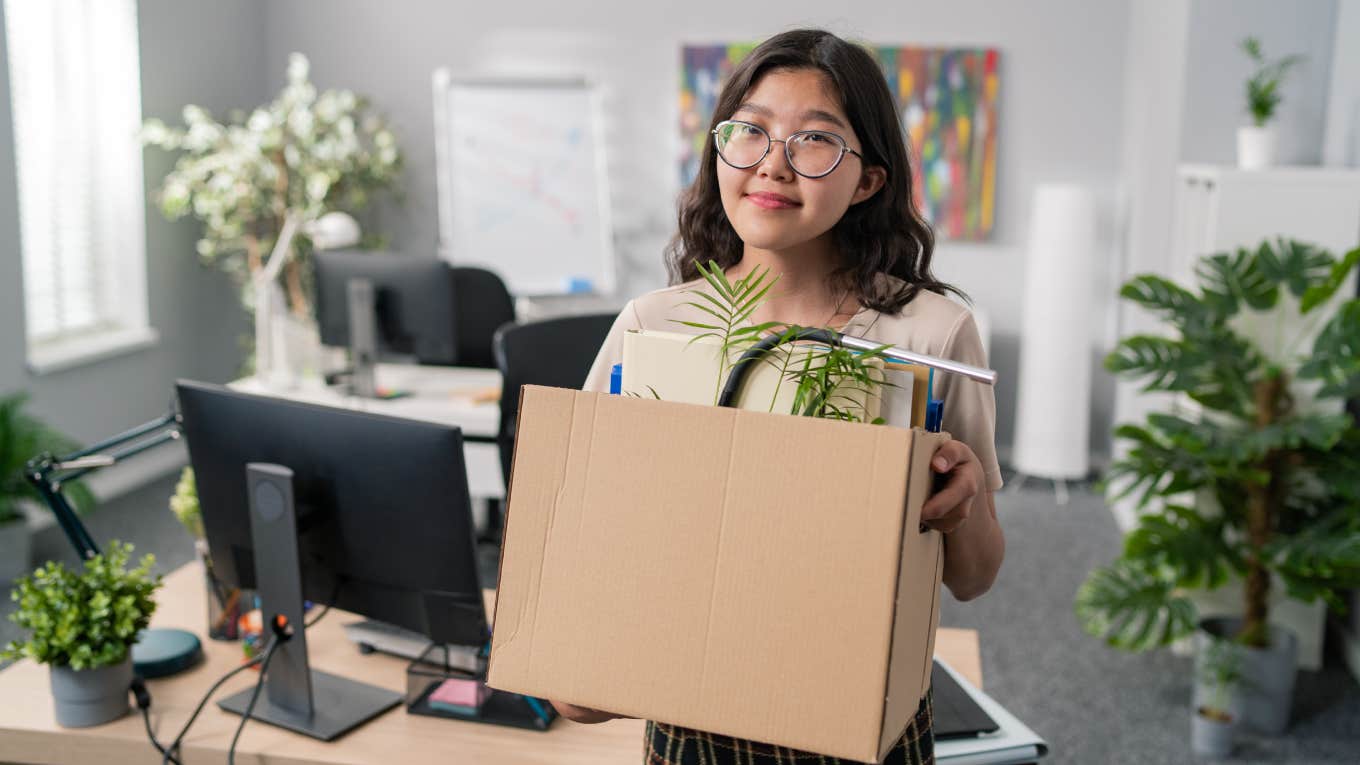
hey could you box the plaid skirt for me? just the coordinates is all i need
[643,690,933,765]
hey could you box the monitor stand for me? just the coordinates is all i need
[346,277,379,399]
[218,463,401,741]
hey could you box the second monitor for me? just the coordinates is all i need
[314,250,458,396]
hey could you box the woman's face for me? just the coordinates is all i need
[716,67,884,256]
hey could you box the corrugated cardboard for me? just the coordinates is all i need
[489,386,947,762]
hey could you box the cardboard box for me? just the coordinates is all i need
[488,386,947,762]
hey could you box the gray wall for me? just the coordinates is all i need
[0,0,263,443]
[259,0,1134,459]
[1181,0,1338,166]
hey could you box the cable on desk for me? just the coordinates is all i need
[146,643,269,765]
[227,633,283,765]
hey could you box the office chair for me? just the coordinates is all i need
[451,267,517,368]
[490,313,618,535]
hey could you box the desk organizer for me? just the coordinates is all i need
[406,643,556,731]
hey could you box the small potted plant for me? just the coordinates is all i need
[1238,36,1304,169]
[0,394,93,583]
[2,542,160,727]
[1192,635,1244,757]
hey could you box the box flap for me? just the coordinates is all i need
[489,387,919,760]
[877,429,949,760]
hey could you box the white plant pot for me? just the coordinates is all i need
[1237,125,1276,170]
[0,517,32,583]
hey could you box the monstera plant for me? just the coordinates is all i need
[1077,238,1360,653]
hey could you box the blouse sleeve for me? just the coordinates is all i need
[581,300,643,393]
[934,310,1004,492]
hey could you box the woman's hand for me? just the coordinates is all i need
[550,699,624,724]
[920,439,984,533]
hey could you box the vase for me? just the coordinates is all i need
[1195,617,1298,735]
[49,657,132,727]
[1236,125,1275,169]
[1190,708,1235,757]
[197,539,247,641]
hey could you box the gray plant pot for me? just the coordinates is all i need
[49,657,132,727]
[1191,709,1235,758]
[0,517,32,584]
[1195,617,1298,735]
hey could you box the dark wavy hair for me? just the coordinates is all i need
[666,29,960,312]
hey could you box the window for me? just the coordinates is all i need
[5,0,155,373]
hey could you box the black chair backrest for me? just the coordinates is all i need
[492,312,618,483]
[451,267,516,369]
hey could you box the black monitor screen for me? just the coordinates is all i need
[313,250,458,365]
[176,380,487,646]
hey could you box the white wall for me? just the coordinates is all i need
[0,0,263,443]
[1324,0,1360,166]
[1181,0,1338,166]
[261,0,1134,457]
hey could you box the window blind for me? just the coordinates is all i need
[5,0,148,347]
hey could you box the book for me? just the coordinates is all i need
[620,329,917,425]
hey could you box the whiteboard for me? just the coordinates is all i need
[433,72,615,296]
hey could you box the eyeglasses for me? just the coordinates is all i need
[711,119,863,179]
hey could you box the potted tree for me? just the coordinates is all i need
[0,394,93,583]
[1192,634,1244,757]
[141,53,403,374]
[1237,37,1303,170]
[1076,238,1360,734]
[2,542,161,727]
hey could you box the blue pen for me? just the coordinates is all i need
[610,363,622,395]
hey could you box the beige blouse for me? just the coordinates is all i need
[583,277,1003,493]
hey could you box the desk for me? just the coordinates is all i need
[0,562,982,765]
[229,364,505,500]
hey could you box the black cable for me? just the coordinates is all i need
[305,578,343,628]
[156,645,269,765]
[227,635,283,765]
[716,327,838,408]
[138,702,181,765]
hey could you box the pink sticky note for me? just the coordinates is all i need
[429,678,491,708]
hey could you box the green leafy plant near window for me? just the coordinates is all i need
[3,542,160,670]
[0,394,94,527]
[673,260,891,422]
[168,466,203,541]
[1241,37,1304,127]
[1076,238,1360,652]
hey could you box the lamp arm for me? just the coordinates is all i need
[24,410,184,562]
[259,213,302,286]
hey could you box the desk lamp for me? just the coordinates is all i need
[254,211,362,391]
[25,412,203,678]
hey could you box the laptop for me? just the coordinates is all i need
[930,660,1001,739]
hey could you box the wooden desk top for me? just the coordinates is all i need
[0,563,980,765]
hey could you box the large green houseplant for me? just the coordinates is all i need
[1076,238,1360,730]
[0,394,94,582]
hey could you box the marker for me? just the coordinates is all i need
[926,399,944,433]
[610,363,622,395]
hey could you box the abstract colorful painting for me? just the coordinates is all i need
[680,45,1000,241]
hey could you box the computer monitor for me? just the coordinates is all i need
[314,251,458,395]
[176,380,489,739]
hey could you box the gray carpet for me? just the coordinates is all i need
[3,476,1357,763]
